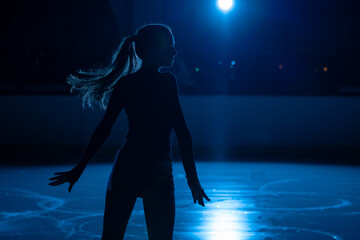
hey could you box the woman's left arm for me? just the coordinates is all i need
[49,81,125,192]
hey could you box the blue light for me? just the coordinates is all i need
[217,0,234,13]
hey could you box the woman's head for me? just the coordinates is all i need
[133,24,178,69]
[67,23,177,110]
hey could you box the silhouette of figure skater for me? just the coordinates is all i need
[49,23,210,240]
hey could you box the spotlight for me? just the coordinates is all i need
[217,0,234,13]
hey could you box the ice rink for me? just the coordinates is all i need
[1,161,360,240]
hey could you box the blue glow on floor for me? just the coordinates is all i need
[1,162,360,239]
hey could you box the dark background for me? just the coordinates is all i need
[1,0,359,165]
[1,0,359,95]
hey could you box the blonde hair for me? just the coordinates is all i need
[66,23,173,110]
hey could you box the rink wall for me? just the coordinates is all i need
[1,95,360,162]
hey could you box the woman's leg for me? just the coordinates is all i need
[101,190,137,240]
[142,188,175,240]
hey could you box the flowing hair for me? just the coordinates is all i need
[66,23,173,110]
[66,35,141,110]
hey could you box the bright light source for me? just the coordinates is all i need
[217,0,234,13]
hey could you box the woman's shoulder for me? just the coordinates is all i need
[160,71,177,88]
[112,73,134,93]
[117,70,177,89]
[117,72,138,85]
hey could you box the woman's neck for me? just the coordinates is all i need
[140,61,159,72]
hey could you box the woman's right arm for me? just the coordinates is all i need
[168,73,210,206]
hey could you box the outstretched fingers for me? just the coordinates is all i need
[68,183,74,193]
[49,175,63,181]
[49,178,67,186]
[191,188,211,206]
[198,197,204,207]
[202,190,211,201]
[48,167,82,193]
[196,190,211,207]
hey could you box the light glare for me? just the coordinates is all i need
[217,0,234,13]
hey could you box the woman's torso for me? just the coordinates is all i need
[121,69,175,159]
[109,69,176,194]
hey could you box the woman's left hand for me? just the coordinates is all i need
[48,164,86,193]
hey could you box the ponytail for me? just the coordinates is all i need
[66,35,141,110]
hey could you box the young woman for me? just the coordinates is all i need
[49,23,210,239]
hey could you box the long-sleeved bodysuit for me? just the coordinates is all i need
[106,68,198,198]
